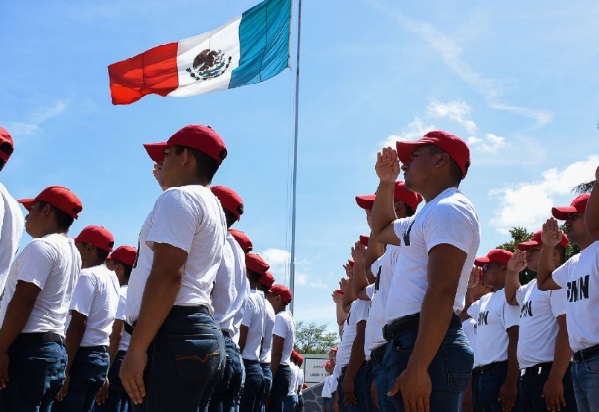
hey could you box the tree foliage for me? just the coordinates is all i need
[294,321,339,354]
[574,180,595,194]
[496,226,536,284]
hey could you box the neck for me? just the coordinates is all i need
[419,180,457,202]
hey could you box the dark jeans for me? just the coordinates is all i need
[53,346,110,412]
[283,394,297,412]
[571,352,599,412]
[519,362,576,411]
[240,359,264,412]
[371,345,393,412]
[132,305,226,412]
[471,367,482,412]
[267,364,291,412]
[207,334,245,412]
[0,339,67,412]
[296,394,303,412]
[259,363,272,412]
[94,350,131,412]
[337,363,371,412]
[364,360,379,412]
[477,362,521,412]
[382,328,473,412]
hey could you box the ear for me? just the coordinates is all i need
[435,152,450,168]
[40,203,53,217]
[181,147,192,166]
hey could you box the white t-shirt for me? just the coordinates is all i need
[462,317,478,368]
[260,299,276,363]
[213,233,248,338]
[322,375,333,398]
[116,285,130,351]
[297,367,304,393]
[0,183,24,296]
[241,289,266,361]
[336,297,369,368]
[288,363,299,396]
[515,279,567,368]
[125,186,227,323]
[467,289,520,366]
[273,310,295,366]
[0,234,81,336]
[70,264,120,347]
[386,188,480,322]
[552,241,599,353]
[365,244,402,357]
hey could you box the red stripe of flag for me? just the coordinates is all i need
[108,42,180,105]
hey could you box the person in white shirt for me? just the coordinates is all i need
[240,253,269,412]
[0,127,24,298]
[504,230,576,412]
[207,186,249,412]
[465,249,521,412]
[258,270,276,412]
[94,245,137,412]
[294,353,305,412]
[0,185,82,411]
[371,131,480,412]
[285,351,299,412]
[266,284,295,412]
[53,225,119,412]
[536,194,599,410]
[120,124,228,411]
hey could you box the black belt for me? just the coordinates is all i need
[520,362,552,377]
[79,345,108,352]
[370,344,387,364]
[383,313,462,341]
[573,343,599,362]
[14,332,64,345]
[479,360,507,374]
[472,366,481,377]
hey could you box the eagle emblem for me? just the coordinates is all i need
[185,49,232,81]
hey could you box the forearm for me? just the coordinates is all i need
[505,327,520,386]
[371,181,396,239]
[548,321,573,382]
[129,271,182,352]
[364,234,385,268]
[344,324,366,381]
[504,270,521,306]
[342,275,356,307]
[460,287,474,321]
[65,318,86,370]
[336,302,348,326]
[107,320,124,367]
[586,178,599,240]
[536,246,559,291]
[0,295,36,352]
[271,352,282,377]
[352,261,370,299]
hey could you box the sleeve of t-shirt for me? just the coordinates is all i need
[467,299,480,320]
[549,288,567,318]
[502,300,520,330]
[70,272,96,317]
[116,290,126,321]
[392,217,412,244]
[423,202,477,253]
[273,313,288,338]
[16,239,57,290]
[0,195,5,234]
[515,284,529,306]
[353,299,369,323]
[551,262,569,289]
[241,297,255,327]
[146,188,202,253]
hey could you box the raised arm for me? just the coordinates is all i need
[504,251,527,306]
[371,148,401,246]
[585,166,599,240]
[536,218,563,291]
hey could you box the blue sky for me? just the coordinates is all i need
[2,1,598,330]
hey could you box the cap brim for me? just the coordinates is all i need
[396,141,427,165]
[355,195,375,210]
[517,241,539,251]
[552,206,576,220]
[474,256,491,266]
[143,142,168,163]
[18,198,35,211]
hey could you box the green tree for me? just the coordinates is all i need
[496,227,536,284]
[294,321,339,354]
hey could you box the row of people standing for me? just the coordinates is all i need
[0,124,300,412]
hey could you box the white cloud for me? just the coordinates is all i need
[259,248,328,289]
[380,117,436,149]
[6,99,70,137]
[490,156,598,234]
[427,100,477,134]
[467,133,508,154]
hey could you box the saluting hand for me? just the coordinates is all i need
[541,218,563,248]
[507,250,527,273]
[376,147,400,183]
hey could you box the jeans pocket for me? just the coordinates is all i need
[168,333,223,383]
[441,342,474,393]
[584,355,599,374]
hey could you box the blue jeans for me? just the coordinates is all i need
[382,328,473,412]
[132,305,226,412]
[267,364,291,412]
[207,335,245,412]
[477,363,521,412]
[53,346,110,412]
[0,338,67,412]
[322,397,333,412]
[337,363,371,412]
[519,363,576,411]
[94,350,131,412]
[283,394,297,412]
[572,353,599,412]
[259,363,272,412]
[296,393,303,412]
[371,346,393,412]
[240,359,264,412]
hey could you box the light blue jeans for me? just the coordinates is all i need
[571,352,599,412]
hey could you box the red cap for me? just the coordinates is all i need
[228,229,253,253]
[260,271,275,288]
[143,124,227,165]
[359,235,369,247]
[0,127,14,163]
[211,186,243,221]
[518,230,569,251]
[296,354,304,365]
[74,225,114,251]
[19,186,83,219]
[270,284,292,304]
[474,249,513,266]
[348,259,354,268]
[246,253,270,275]
[334,289,344,295]
[355,181,423,211]
[322,360,331,367]
[331,347,338,352]
[302,383,308,389]
[552,194,590,220]
[396,131,470,179]
[108,245,138,265]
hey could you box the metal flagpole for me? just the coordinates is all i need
[289,0,302,315]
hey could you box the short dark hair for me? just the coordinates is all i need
[37,201,75,232]
[405,204,415,217]
[113,259,133,280]
[223,209,237,229]
[427,145,463,183]
[0,142,13,172]
[175,145,220,182]
[555,245,566,265]
[258,283,269,293]
[247,269,262,284]
[96,248,110,263]
[0,159,5,173]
